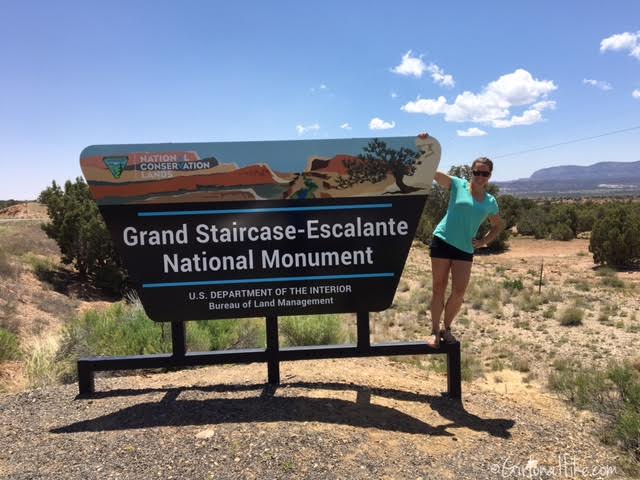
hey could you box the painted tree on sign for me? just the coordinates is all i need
[336,139,421,193]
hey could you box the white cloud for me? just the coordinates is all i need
[457,127,487,137]
[531,100,556,111]
[492,109,542,128]
[391,50,426,77]
[319,84,327,90]
[401,69,557,128]
[340,122,352,130]
[426,63,455,88]
[633,89,640,99]
[600,31,640,60]
[295,123,320,135]
[369,117,396,130]
[583,78,613,91]
[391,91,398,99]
[391,51,455,87]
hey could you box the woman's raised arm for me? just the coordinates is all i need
[433,171,452,190]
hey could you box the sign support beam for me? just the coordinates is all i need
[76,314,462,402]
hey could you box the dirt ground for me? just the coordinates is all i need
[0,358,628,480]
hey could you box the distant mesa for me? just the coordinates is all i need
[493,159,640,197]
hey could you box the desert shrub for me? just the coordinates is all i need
[195,318,265,350]
[56,301,172,363]
[26,255,59,284]
[279,314,346,346]
[517,207,549,238]
[415,215,434,245]
[502,278,524,292]
[603,276,626,289]
[38,179,127,294]
[0,328,21,362]
[589,204,640,268]
[55,300,256,381]
[511,356,531,373]
[558,305,584,326]
[565,277,591,291]
[549,223,574,241]
[0,247,18,278]
[516,291,543,312]
[461,352,484,381]
[548,361,640,464]
[490,358,505,371]
[25,337,61,387]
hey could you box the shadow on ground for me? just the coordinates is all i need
[51,381,514,438]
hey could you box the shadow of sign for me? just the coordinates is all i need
[53,382,514,438]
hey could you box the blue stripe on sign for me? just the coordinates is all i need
[138,203,392,217]
[142,272,394,288]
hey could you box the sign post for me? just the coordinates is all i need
[77,134,461,400]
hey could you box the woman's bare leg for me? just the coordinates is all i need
[430,258,451,339]
[443,259,473,330]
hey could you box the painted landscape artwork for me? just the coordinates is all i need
[80,135,440,204]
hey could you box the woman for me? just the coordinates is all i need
[427,157,502,347]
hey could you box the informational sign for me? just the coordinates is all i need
[80,134,440,321]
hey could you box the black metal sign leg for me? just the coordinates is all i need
[172,321,186,358]
[266,316,280,385]
[356,312,371,352]
[78,361,95,395]
[447,343,462,400]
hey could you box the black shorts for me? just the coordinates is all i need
[429,235,473,262]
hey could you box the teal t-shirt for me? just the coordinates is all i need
[433,176,499,254]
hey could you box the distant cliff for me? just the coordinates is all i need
[493,160,640,197]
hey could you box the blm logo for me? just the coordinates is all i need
[103,156,128,179]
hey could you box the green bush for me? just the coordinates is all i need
[194,318,265,351]
[53,300,267,381]
[517,207,549,238]
[549,223,574,241]
[589,204,640,267]
[502,278,524,291]
[56,301,172,364]
[0,328,21,362]
[280,314,346,346]
[38,179,127,294]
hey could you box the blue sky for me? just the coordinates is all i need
[1,1,639,199]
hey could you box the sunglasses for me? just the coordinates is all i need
[472,170,491,178]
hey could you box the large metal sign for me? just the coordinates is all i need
[80,134,440,321]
